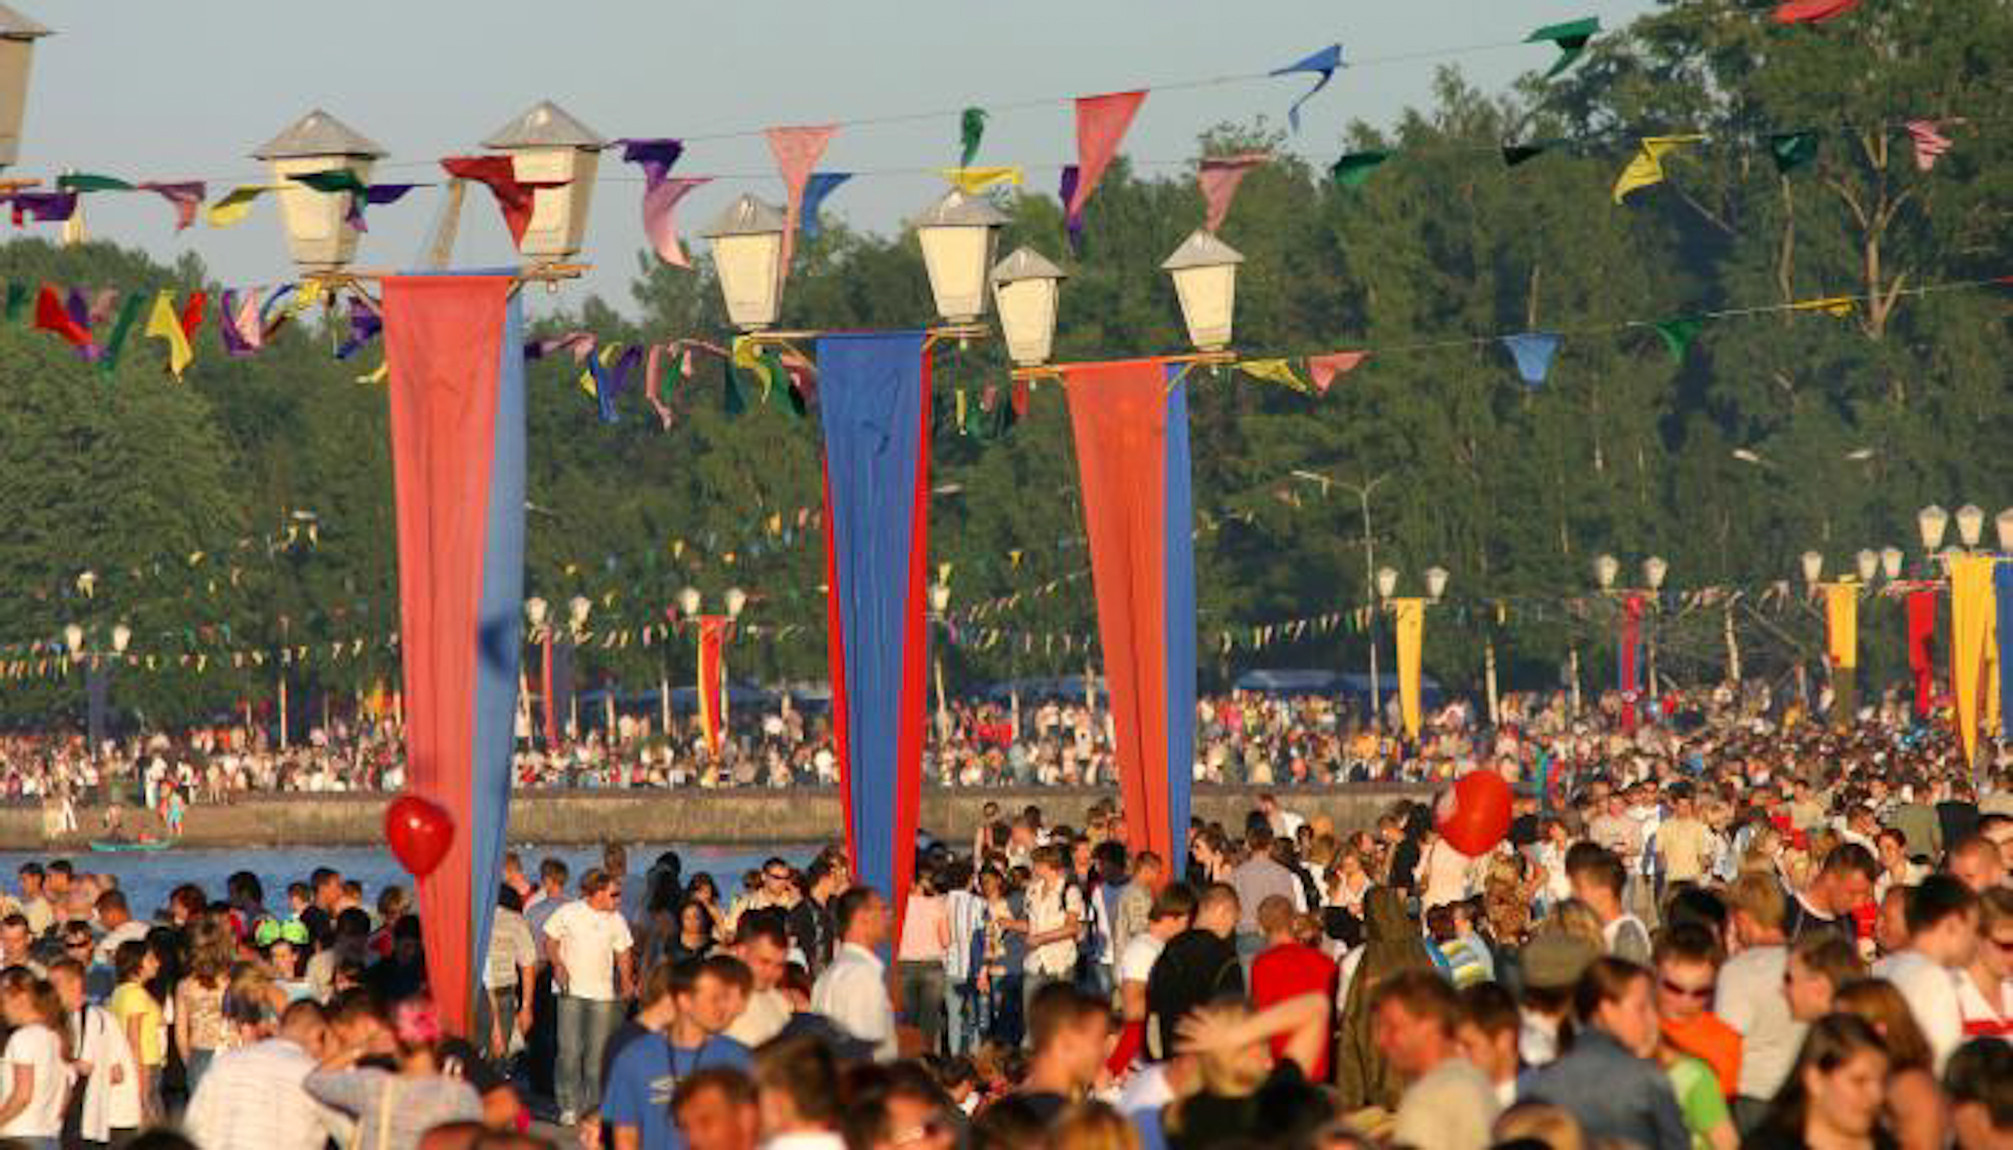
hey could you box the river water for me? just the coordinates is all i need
[0,843,817,922]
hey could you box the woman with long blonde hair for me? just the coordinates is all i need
[1832,979,1943,1150]
[175,914,237,1090]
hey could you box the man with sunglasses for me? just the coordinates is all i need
[1653,924,1741,1101]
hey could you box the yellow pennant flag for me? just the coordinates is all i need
[938,166,1023,194]
[1392,598,1426,740]
[1824,582,1858,670]
[1612,135,1705,203]
[143,290,193,380]
[1950,554,1996,766]
[206,184,280,227]
[1239,358,1309,392]
[355,362,389,385]
[1792,296,1856,318]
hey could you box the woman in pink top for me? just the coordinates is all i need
[897,865,952,1054]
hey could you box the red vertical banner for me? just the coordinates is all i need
[1619,593,1644,731]
[697,617,729,756]
[1908,589,1939,717]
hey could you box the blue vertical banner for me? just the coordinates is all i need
[1162,370,1197,875]
[817,331,932,926]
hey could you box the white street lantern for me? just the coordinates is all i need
[252,109,385,271]
[481,100,605,262]
[1375,566,1399,601]
[1855,549,1879,584]
[929,583,952,614]
[724,588,748,619]
[1801,550,1824,589]
[1918,505,1949,553]
[1424,566,1450,602]
[1593,554,1619,591]
[990,246,1065,367]
[677,587,702,618]
[914,189,1005,324]
[524,597,549,630]
[62,623,81,654]
[1160,229,1243,352]
[1880,547,1904,582]
[1998,510,2013,553]
[1643,556,1668,592]
[702,194,788,331]
[110,623,131,654]
[0,6,49,171]
[1956,503,1986,549]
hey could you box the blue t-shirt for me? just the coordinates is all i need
[602,1033,751,1150]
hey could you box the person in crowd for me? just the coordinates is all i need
[483,884,539,1065]
[1786,845,1879,944]
[1717,871,1805,1133]
[1956,886,2013,1037]
[303,995,483,1150]
[1013,982,1111,1121]
[182,993,329,1150]
[603,958,752,1150]
[1515,926,1598,1069]
[105,940,162,1127]
[1145,884,1242,1063]
[1228,825,1299,968]
[1161,989,1332,1150]
[1832,979,1946,1150]
[896,864,950,1057]
[1947,836,2008,895]
[1523,958,1689,1150]
[670,1067,762,1150]
[1456,980,1522,1110]
[0,968,73,1150]
[544,867,636,1127]
[1652,923,1741,1099]
[1868,872,1977,1072]
[1368,970,1498,1150]
[1335,885,1433,1111]
[724,912,792,1049]
[1745,1013,1894,1150]
[1249,898,1337,1081]
[1785,934,1866,1023]
[1944,1039,2013,1150]
[752,1034,845,1150]
[173,915,235,1092]
[51,956,138,1150]
[810,887,896,1061]
[1564,846,1650,962]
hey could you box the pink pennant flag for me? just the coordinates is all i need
[137,182,207,232]
[1308,351,1368,393]
[1905,119,1953,171]
[234,289,265,351]
[765,125,838,275]
[1197,153,1268,233]
[643,176,711,268]
[1066,90,1147,226]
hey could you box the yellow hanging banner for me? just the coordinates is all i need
[1950,554,1996,766]
[1392,597,1425,740]
[1824,582,1858,670]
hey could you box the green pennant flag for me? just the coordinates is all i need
[99,293,147,375]
[3,281,25,322]
[960,107,987,168]
[57,173,135,193]
[1527,17,1600,78]
[723,355,746,416]
[289,169,370,194]
[1652,316,1704,365]
[1329,150,1389,189]
[1502,142,1550,167]
[1769,131,1821,174]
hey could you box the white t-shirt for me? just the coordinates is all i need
[542,900,634,1001]
[0,1023,68,1137]
[1716,946,1805,1100]
[1119,934,1164,986]
[1872,950,1963,1072]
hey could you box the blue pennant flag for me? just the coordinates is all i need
[1270,44,1343,132]
[1501,332,1562,387]
[800,172,853,238]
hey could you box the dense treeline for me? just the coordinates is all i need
[0,0,2008,727]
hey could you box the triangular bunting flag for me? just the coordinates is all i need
[1612,135,1703,203]
[1769,131,1821,173]
[620,138,710,268]
[98,293,146,375]
[144,290,193,380]
[1238,359,1308,392]
[1066,90,1147,229]
[205,184,278,228]
[799,172,852,239]
[1330,151,1389,189]
[1269,44,1342,132]
[960,108,987,167]
[1308,351,1367,393]
[32,284,90,349]
[1652,317,1703,364]
[1905,120,1953,171]
[56,173,133,193]
[137,182,205,232]
[440,156,567,246]
[1526,17,1599,78]
[939,167,1022,195]
[1197,153,1268,233]
[1774,0,1858,23]
[1502,141,1551,167]
[765,124,839,275]
[1792,295,1856,318]
[1501,332,1562,386]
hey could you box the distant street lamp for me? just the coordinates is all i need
[253,109,384,271]
[480,99,605,263]
[0,6,50,172]
[1161,230,1244,353]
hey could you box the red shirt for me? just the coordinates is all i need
[1250,941,1338,1081]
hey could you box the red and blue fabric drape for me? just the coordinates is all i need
[817,331,932,923]
[381,273,525,1037]
[696,616,730,755]
[1907,589,1938,717]
[1063,358,1197,874]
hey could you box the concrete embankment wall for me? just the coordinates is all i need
[0,785,1436,851]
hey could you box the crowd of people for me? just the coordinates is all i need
[0,685,2007,1149]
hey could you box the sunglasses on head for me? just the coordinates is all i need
[1660,977,1714,1001]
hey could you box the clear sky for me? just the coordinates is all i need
[10,0,1656,316]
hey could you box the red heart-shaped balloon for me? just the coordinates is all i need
[1437,768,1513,856]
[384,794,455,879]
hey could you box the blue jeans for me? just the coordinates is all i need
[944,979,984,1055]
[555,995,621,1116]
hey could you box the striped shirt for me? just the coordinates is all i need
[943,889,988,983]
[183,1038,328,1150]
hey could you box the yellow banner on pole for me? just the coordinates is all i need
[1950,554,1996,766]
[1393,597,1425,741]
[1825,582,1858,670]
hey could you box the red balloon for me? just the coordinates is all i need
[1435,769,1513,856]
[385,795,455,879]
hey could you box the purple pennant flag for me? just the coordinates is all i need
[618,138,685,185]
[609,344,642,396]
[137,182,206,231]
[218,289,254,358]
[335,298,383,360]
[1058,165,1084,252]
[87,288,120,329]
[9,191,78,225]
[346,184,419,232]
[618,139,709,267]
[64,287,99,362]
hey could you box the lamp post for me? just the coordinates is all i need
[66,622,132,761]
[678,587,746,762]
[997,230,1244,379]
[702,194,789,331]
[566,595,591,738]
[479,100,605,265]
[1330,475,1391,727]
[0,5,50,173]
[1373,564,1449,738]
[915,190,1006,330]
[1594,553,1667,723]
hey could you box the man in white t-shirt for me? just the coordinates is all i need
[1117,884,1197,1071]
[0,1010,66,1144]
[1871,873,1978,1073]
[543,868,635,1126]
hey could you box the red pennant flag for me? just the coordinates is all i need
[1308,351,1368,393]
[32,284,91,349]
[1773,0,1857,23]
[178,290,207,338]
[765,125,838,277]
[1067,91,1148,227]
[1196,153,1267,234]
[440,156,568,247]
